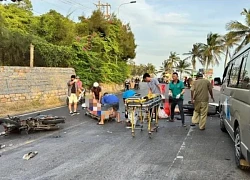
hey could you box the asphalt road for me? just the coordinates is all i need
[0,83,250,180]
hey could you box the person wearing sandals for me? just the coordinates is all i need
[67,75,81,115]
[97,92,120,125]
[169,72,186,127]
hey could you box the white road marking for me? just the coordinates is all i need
[166,127,194,177]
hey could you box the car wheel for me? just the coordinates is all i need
[234,126,249,170]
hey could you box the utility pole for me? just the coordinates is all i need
[30,43,34,67]
[94,1,111,19]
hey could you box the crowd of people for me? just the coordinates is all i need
[67,71,215,130]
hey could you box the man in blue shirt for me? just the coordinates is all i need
[99,92,120,125]
[169,72,186,127]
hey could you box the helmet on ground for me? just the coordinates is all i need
[93,82,99,87]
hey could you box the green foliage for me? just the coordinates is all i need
[0,2,137,86]
[128,61,156,77]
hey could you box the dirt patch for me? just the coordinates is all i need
[0,97,65,118]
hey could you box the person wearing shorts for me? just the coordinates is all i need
[99,92,120,125]
[67,75,80,115]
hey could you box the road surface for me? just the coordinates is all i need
[0,83,249,180]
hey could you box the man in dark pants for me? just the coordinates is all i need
[169,72,186,127]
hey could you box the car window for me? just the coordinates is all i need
[239,51,250,89]
[228,55,243,88]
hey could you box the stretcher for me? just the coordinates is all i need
[125,94,162,138]
[84,108,116,122]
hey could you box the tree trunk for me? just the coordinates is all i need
[224,48,229,69]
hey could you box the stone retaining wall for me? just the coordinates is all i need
[0,66,75,108]
[0,66,123,116]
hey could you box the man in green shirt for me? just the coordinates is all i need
[169,72,186,127]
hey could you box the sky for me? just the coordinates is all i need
[30,0,249,78]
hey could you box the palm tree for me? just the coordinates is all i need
[166,51,180,72]
[226,8,250,53]
[158,60,171,76]
[200,32,224,70]
[175,59,192,80]
[183,43,203,77]
[222,33,240,68]
[145,63,157,75]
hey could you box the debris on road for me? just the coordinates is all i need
[0,132,6,136]
[107,131,112,134]
[23,151,38,160]
[0,144,6,149]
[53,135,61,138]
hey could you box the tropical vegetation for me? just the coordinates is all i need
[160,8,250,78]
[0,0,140,87]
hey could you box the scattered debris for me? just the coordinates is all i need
[53,135,61,138]
[107,131,112,134]
[225,158,231,161]
[64,132,67,134]
[0,132,6,136]
[23,151,38,160]
[9,144,13,147]
[0,144,6,149]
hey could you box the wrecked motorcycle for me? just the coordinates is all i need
[0,114,66,135]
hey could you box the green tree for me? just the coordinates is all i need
[36,10,76,45]
[144,63,157,75]
[166,51,180,73]
[0,2,137,86]
[183,43,203,73]
[158,60,171,76]
[226,8,250,53]
[200,33,224,70]
[222,33,240,68]
[175,59,192,79]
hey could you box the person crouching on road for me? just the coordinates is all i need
[91,82,102,103]
[169,72,186,127]
[190,72,215,130]
[67,75,81,115]
[98,92,120,125]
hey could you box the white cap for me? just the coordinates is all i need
[93,82,99,87]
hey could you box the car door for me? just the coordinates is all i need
[220,62,234,135]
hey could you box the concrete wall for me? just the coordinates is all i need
[0,66,75,110]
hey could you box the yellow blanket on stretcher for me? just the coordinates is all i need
[125,93,159,104]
